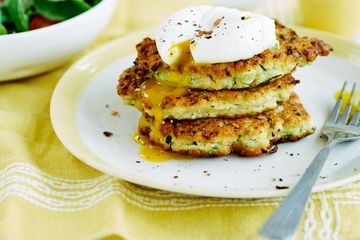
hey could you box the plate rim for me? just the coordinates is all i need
[50,26,360,198]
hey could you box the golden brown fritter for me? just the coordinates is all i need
[138,93,315,157]
[119,21,331,90]
[119,67,299,119]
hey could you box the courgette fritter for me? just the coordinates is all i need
[119,67,299,119]
[138,93,315,157]
[123,22,331,90]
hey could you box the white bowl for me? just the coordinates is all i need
[0,0,116,82]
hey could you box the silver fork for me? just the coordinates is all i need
[259,82,360,239]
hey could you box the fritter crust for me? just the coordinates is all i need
[118,21,331,90]
[120,68,299,119]
[155,74,297,119]
[139,93,315,157]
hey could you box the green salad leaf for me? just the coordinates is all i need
[7,0,34,32]
[0,23,7,34]
[0,4,4,21]
[85,0,101,6]
[33,0,90,21]
[0,5,13,34]
[1,3,8,33]
[0,0,98,35]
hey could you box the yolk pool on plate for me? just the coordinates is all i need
[133,132,192,162]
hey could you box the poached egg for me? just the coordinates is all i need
[155,5,279,65]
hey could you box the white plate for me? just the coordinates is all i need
[51,27,360,198]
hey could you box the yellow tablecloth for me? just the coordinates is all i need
[1,1,360,239]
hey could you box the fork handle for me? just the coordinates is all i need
[259,142,336,239]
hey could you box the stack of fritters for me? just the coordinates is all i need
[117,22,332,157]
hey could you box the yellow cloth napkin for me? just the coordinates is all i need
[1,1,360,239]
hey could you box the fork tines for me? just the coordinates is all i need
[350,95,360,126]
[338,82,356,124]
[328,82,359,126]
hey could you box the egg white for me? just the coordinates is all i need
[155,5,279,65]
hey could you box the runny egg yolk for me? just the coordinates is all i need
[168,40,194,67]
[135,79,190,162]
[140,78,186,128]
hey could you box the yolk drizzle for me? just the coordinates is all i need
[134,79,190,162]
[140,78,186,130]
